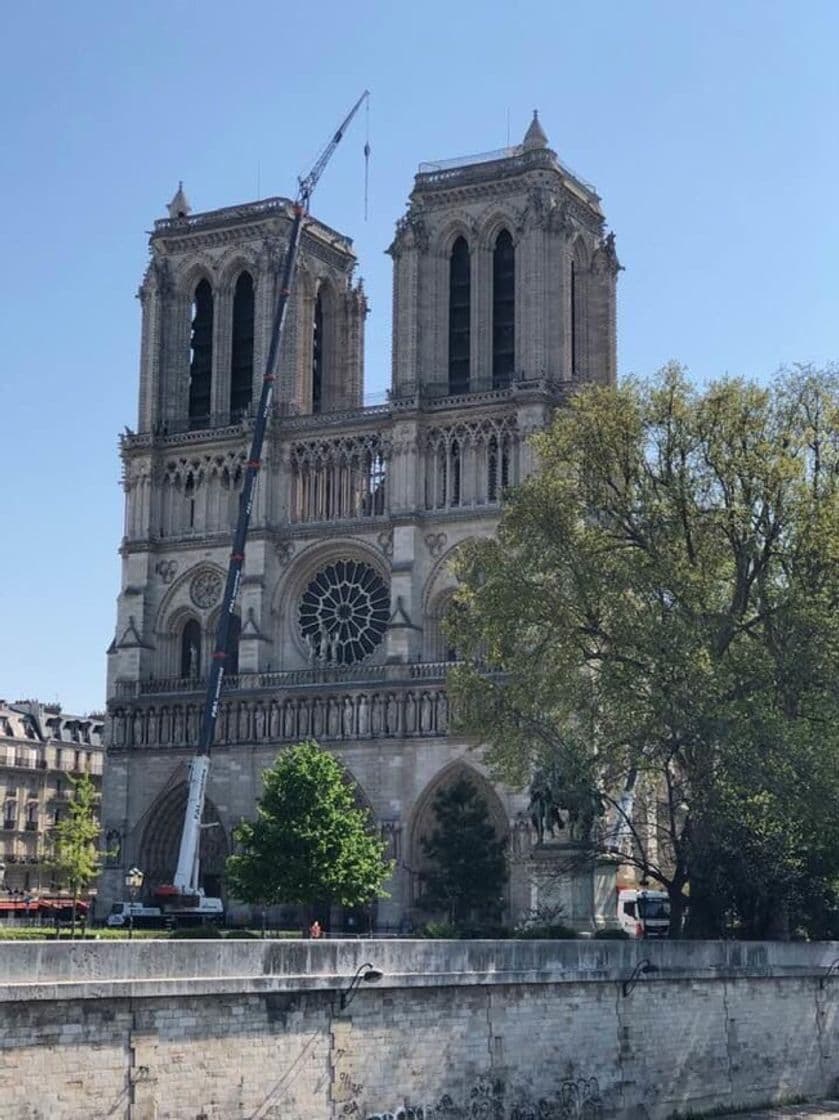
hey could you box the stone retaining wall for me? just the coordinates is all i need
[1,940,838,1120]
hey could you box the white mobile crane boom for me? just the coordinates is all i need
[153,92,370,914]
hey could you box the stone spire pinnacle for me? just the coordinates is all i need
[522,110,549,151]
[167,181,191,219]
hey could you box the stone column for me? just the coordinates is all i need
[387,419,419,514]
[518,221,548,380]
[388,223,420,398]
[385,525,422,662]
[137,267,162,432]
[474,244,493,391]
[212,282,234,424]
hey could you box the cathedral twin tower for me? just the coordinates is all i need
[102,113,619,927]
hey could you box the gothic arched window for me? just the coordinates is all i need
[487,436,499,502]
[188,279,213,429]
[450,439,461,507]
[230,272,254,419]
[448,237,471,395]
[312,291,325,414]
[492,230,515,389]
[571,260,578,375]
[571,245,588,378]
[180,618,202,679]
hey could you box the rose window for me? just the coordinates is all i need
[299,560,390,665]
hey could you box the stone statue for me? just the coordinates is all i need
[342,696,355,738]
[371,694,383,736]
[283,701,296,740]
[297,698,309,738]
[328,697,341,739]
[253,703,266,740]
[420,692,433,734]
[188,642,199,678]
[528,770,564,844]
[357,694,369,736]
[105,829,122,866]
[404,692,417,733]
[386,694,399,735]
[529,766,605,844]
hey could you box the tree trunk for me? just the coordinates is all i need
[667,882,687,939]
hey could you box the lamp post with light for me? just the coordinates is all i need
[124,867,144,940]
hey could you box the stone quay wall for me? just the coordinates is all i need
[1,939,839,1120]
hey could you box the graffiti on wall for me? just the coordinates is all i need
[363,1075,604,1120]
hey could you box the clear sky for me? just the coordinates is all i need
[1,0,838,714]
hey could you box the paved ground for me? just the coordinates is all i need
[717,1106,839,1120]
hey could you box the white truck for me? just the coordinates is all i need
[617,888,670,939]
[106,895,223,929]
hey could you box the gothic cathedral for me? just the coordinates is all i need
[100,113,620,928]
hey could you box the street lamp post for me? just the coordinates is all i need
[124,867,144,940]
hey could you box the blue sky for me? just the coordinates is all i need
[1,1,838,714]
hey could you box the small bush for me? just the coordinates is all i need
[514,923,578,940]
[422,920,461,939]
[458,925,512,940]
[593,927,630,940]
[223,929,261,939]
[168,925,223,939]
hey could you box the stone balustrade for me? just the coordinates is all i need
[114,659,459,699]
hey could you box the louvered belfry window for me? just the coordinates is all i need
[492,230,515,388]
[312,292,324,413]
[448,237,471,394]
[229,272,254,419]
[188,279,213,428]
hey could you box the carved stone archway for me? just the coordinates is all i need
[137,784,228,899]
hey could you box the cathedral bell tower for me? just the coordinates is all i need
[136,189,367,435]
[388,112,619,400]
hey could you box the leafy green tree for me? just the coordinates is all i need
[449,365,839,937]
[418,776,507,930]
[50,773,103,937]
[226,741,392,919]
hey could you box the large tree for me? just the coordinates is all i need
[449,366,839,937]
[50,773,103,937]
[226,740,392,919]
[418,775,507,930]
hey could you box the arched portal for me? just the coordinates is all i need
[408,762,509,925]
[137,784,228,898]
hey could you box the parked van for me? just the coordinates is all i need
[617,888,670,939]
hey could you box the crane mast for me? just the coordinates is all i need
[170,91,369,898]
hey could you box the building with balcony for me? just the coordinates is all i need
[100,113,620,927]
[0,700,104,895]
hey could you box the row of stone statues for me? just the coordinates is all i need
[111,689,450,748]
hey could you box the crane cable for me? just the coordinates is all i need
[364,96,371,221]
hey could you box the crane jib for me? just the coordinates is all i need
[166,91,370,905]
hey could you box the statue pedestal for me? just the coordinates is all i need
[527,844,622,932]
[528,841,593,930]
[592,852,622,931]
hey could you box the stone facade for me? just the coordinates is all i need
[1,939,838,1120]
[100,115,620,927]
[0,700,104,895]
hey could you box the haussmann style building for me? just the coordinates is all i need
[1,700,104,896]
[100,113,621,929]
